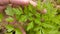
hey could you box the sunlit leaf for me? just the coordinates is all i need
[0,14,3,22]
[6,25,14,32]
[27,21,34,31]
[5,17,14,22]
[15,28,22,34]
[5,6,15,16]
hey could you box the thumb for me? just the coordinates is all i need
[29,0,37,7]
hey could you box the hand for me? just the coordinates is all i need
[0,0,37,12]
[0,0,37,6]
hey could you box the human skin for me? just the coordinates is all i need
[0,0,37,11]
[0,0,37,6]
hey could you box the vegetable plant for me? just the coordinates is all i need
[0,0,60,34]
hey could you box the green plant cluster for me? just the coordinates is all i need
[0,0,60,34]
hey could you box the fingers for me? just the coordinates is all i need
[0,5,6,12]
[0,0,37,7]
[10,0,30,6]
[29,0,37,7]
[0,0,9,5]
[10,0,37,7]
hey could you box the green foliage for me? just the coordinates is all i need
[0,0,60,34]
[5,6,15,16]
[6,25,14,32]
[5,17,14,22]
[27,21,34,31]
[15,28,22,34]
[6,25,22,34]
[0,14,3,22]
[19,15,27,22]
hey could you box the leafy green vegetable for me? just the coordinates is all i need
[0,14,3,22]
[5,17,14,22]
[5,6,15,16]
[15,28,22,34]
[6,25,14,32]
[27,21,34,31]
[1,0,60,34]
